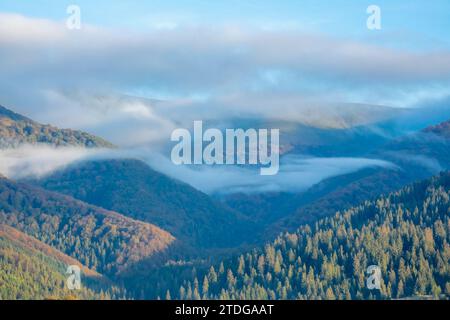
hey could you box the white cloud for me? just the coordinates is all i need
[0,143,396,195]
[0,145,101,179]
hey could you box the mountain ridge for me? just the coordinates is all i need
[423,119,450,139]
[0,104,114,148]
[0,175,175,275]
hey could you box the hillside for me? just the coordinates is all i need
[380,123,450,167]
[0,224,122,300]
[169,172,450,300]
[0,223,100,278]
[0,105,114,148]
[30,159,256,249]
[0,105,255,249]
[0,176,175,276]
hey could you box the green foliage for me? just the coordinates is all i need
[174,172,450,300]
[0,177,174,276]
[0,105,113,148]
[0,235,125,300]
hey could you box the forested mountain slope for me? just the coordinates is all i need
[170,172,450,300]
[0,224,123,300]
[0,176,175,276]
[0,105,113,148]
[0,105,254,249]
[31,159,255,248]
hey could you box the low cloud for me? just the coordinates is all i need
[143,152,396,194]
[0,144,396,195]
[1,13,450,134]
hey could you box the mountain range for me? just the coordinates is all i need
[0,103,449,299]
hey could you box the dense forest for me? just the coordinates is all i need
[31,158,255,248]
[161,172,450,300]
[0,105,113,148]
[0,176,174,276]
[0,225,125,299]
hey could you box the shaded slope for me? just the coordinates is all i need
[31,159,255,248]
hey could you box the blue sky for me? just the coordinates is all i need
[1,0,449,49]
